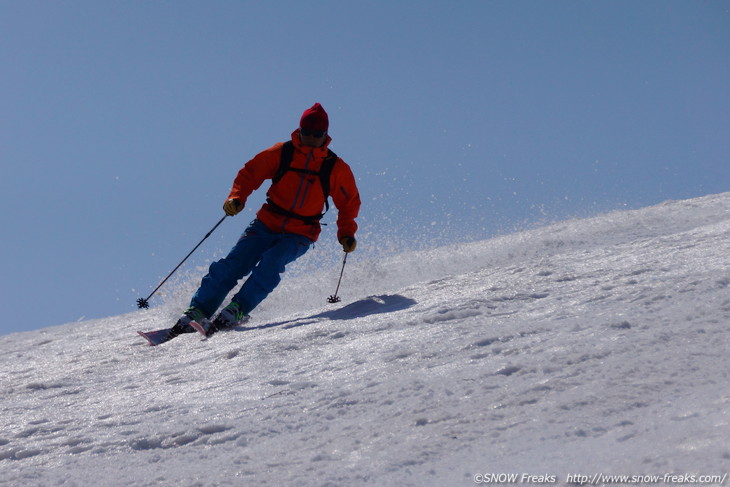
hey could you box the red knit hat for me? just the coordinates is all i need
[300,103,329,132]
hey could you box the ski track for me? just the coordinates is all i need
[1,193,729,486]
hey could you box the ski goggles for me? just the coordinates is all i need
[300,128,327,137]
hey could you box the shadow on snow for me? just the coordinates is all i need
[239,294,418,332]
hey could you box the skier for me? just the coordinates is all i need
[172,103,360,337]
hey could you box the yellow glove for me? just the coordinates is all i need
[339,236,357,253]
[223,198,243,216]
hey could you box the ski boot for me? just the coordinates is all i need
[169,307,208,338]
[206,301,250,337]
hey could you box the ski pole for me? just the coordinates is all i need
[137,215,227,309]
[327,252,348,304]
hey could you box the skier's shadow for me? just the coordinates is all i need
[238,294,417,332]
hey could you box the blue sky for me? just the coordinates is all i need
[1,1,728,335]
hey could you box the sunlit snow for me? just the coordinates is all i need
[2,193,729,486]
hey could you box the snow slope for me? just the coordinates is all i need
[2,193,729,487]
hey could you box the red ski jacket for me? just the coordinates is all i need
[227,130,361,242]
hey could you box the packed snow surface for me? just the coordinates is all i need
[2,193,729,486]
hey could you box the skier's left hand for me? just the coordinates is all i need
[339,236,357,253]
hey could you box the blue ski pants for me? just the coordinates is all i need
[190,219,312,318]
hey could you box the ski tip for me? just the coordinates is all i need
[137,329,171,346]
[137,330,156,346]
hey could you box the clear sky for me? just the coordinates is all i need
[1,0,728,335]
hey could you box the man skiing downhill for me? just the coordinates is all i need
[172,103,360,337]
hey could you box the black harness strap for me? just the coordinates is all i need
[266,141,338,224]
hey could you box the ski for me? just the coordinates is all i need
[189,320,209,337]
[137,328,176,346]
[137,322,201,346]
[189,318,250,339]
[138,318,247,346]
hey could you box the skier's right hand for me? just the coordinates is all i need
[223,198,244,216]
